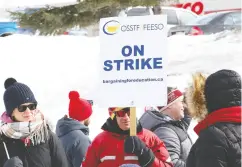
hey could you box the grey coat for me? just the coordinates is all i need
[139,110,193,167]
[56,117,91,167]
[3,157,23,167]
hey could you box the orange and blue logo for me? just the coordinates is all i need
[103,20,120,35]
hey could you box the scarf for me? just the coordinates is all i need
[194,106,241,135]
[0,111,49,146]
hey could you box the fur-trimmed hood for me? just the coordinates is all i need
[185,69,241,122]
[185,73,208,122]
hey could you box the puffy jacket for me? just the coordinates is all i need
[140,110,193,167]
[82,117,173,167]
[56,116,91,167]
[0,130,68,167]
[186,107,241,167]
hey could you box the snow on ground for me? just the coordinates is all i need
[0,31,241,142]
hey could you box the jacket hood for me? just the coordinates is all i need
[101,116,142,135]
[185,72,208,122]
[1,111,13,123]
[139,110,173,131]
[56,116,89,137]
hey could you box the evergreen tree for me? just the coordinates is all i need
[10,0,162,35]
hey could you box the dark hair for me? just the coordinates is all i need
[11,116,18,122]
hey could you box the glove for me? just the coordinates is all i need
[124,136,155,167]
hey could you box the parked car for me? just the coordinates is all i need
[118,6,198,30]
[0,9,17,37]
[168,11,241,36]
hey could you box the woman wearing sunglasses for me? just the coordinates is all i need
[0,78,68,167]
[82,107,173,167]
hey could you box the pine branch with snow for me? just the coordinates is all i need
[10,0,162,35]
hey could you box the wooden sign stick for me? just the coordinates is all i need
[130,107,137,136]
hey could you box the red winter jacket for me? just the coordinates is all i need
[82,118,173,167]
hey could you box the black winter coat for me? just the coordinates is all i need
[0,130,68,167]
[186,107,241,167]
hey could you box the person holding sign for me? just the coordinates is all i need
[82,107,173,167]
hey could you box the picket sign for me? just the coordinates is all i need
[97,15,168,135]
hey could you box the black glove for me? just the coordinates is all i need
[124,136,155,167]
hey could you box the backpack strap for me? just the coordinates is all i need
[2,141,10,160]
[0,135,10,160]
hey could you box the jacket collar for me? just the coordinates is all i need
[194,106,241,135]
[101,116,143,135]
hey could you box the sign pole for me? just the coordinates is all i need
[130,107,137,136]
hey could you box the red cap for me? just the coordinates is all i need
[160,89,184,111]
[68,91,92,121]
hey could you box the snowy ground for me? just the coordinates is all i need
[0,31,241,142]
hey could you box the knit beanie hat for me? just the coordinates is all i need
[3,78,37,116]
[204,69,241,113]
[68,91,93,121]
[160,89,184,111]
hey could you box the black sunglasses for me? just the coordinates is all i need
[18,103,37,112]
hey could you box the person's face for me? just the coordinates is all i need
[11,103,37,122]
[168,100,184,120]
[115,108,131,131]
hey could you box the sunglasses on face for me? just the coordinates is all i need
[115,108,130,117]
[18,103,37,112]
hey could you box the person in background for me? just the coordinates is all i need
[56,90,92,167]
[0,78,68,167]
[186,70,241,167]
[82,107,173,167]
[140,88,193,167]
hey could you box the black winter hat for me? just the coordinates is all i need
[204,69,241,113]
[3,78,37,116]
